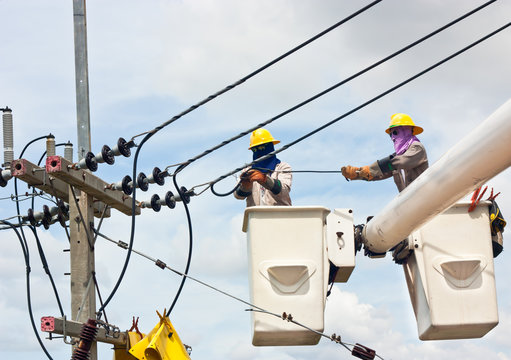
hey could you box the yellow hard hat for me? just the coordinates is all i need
[249,128,280,149]
[385,113,423,135]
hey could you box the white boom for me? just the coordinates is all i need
[363,98,511,253]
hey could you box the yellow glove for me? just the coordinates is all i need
[341,165,373,181]
[358,165,373,181]
[341,165,359,180]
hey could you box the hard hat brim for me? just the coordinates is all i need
[385,125,423,135]
[248,140,280,150]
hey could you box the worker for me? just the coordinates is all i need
[234,128,292,207]
[341,113,428,192]
[341,113,429,262]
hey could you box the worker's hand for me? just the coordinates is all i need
[341,165,359,180]
[248,169,267,184]
[358,166,373,181]
[239,170,254,191]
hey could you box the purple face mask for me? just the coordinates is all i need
[389,126,419,155]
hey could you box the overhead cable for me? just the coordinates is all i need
[97,1,382,316]
[93,229,384,359]
[206,21,511,193]
[135,0,382,142]
[172,0,496,175]
[165,167,193,317]
[1,220,54,360]
[29,226,65,317]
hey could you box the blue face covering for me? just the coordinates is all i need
[252,143,281,173]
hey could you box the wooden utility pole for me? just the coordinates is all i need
[71,0,96,358]
[12,1,140,356]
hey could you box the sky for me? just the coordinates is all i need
[0,0,510,359]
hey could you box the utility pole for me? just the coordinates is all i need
[9,3,141,356]
[71,0,96,359]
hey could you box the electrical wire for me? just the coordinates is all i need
[166,165,193,317]
[1,220,54,360]
[205,21,511,192]
[98,2,381,316]
[13,134,49,255]
[169,0,496,176]
[94,229,385,359]
[134,0,382,142]
[69,185,95,251]
[28,226,65,317]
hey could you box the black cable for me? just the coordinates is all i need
[69,185,95,251]
[173,0,496,174]
[1,220,53,360]
[208,21,511,190]
[98,4,381,315]
[166,165,193,317]
[29,226,65,317]
[210,182,240,197]
[143,0,382,140]
[97,137,149,315]
[92,272,108,324]
[95,229,385,359]
[13,135,49,285]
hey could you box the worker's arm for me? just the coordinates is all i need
[372,142,428,177]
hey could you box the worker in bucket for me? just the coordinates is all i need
[234,128,292,207]
[341,113,428,192]
[341,113,429,262]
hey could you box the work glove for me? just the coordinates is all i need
[248,169,267,184]
[341,165,373,181]
[239,170,254,192]
[358,166,373,181]
[341,165,359,180]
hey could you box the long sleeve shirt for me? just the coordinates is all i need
[234,161,292,206]
[368,142,429,192]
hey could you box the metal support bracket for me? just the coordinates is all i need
[11,158,111,218]
[45,156,140,216]
[41,316,128,347]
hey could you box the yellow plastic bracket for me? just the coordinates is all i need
[113,332,145,360]
[129,310,191,360]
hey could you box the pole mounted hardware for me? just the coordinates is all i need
[139,191,177,212]
[46,155,140,216]
[41,316,128,347]
[11,158,111,218]
[111,137,135,158]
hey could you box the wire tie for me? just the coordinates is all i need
[155,259,166,269]
[117,240,128,249]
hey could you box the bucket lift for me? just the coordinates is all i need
[241,98,511,345]
[242,206,355,346]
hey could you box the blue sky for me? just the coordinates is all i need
[1,1,510,359]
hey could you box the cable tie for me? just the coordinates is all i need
[155,259,166,269]
[117,240,128,249]
[330,333,342,343]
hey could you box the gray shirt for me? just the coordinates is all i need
[368,142,429,192]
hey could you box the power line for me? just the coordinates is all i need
[171,0,496,175]
[205,21,511,194]
[93,229,385,359]
[29,226,65,317]
[133,0,383,142]
[98,1,382,316]
[1,220,54,360]
[165,167,193,317]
